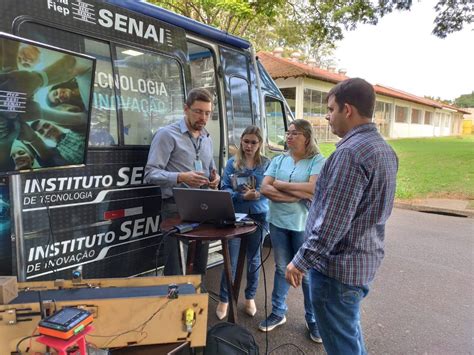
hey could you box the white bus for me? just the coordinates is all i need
[0,0,292,281]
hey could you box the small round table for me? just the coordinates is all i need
[161,217,257,323]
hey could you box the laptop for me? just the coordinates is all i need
[173,188,247,224]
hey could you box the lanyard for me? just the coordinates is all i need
[187,132,202,160]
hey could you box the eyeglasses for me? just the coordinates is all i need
[242,139,259,145]
[190,108,212,117]
[285,131,304,137]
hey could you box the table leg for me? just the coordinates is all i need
[186,240,197,275]
[233,236,248,304]
[221,239,237,323]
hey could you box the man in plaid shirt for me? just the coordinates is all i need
[286,78,398,355]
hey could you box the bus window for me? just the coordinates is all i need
[187,42,221,160]
[229,76,252,153]
[265,96,287,151]
[114,46,185,145]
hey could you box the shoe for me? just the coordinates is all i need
[244,299,257,317]
[306,322,323,343]
[216,302,228,320]
[258,313,286,332]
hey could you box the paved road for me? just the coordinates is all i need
[205,208,474,354]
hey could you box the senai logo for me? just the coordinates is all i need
[98,9,166,44]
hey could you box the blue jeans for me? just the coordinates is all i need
[220,213,267,302]
[269,223,315,324]
[310,269,369,355]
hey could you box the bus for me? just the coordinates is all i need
[0,0,292,281]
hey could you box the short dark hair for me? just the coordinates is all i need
[326,78,375,118]
[185,88,213,107]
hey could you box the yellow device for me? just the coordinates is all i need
[184,308,195,333]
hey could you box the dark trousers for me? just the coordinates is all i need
[161,198,209,276]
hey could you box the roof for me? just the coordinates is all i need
[257,51,348,84]
[258,51,469,115]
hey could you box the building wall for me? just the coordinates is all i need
[275,77,465,141]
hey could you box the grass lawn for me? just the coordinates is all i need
[319,135,474,200]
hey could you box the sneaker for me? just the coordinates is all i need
[306,322,323,343]
[258,313,286,332]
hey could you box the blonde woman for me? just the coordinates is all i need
[259,119,326,343]
[216,125,269,320]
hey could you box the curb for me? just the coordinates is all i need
[394,202,474,218]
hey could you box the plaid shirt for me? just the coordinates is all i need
[293,123,398,286]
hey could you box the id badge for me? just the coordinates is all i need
[194,159,203,172]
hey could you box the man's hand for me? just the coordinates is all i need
[285,262,305,288]
[209,168,220,189]
[178,171,209,188]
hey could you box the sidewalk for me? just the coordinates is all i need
[394,198,474,218]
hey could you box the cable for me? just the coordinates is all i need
[15,335,40,354]
[89,298,173,347]
[268,343,307,354]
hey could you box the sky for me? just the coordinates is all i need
[334,0,474,101]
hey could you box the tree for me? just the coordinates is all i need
[148,0,473,55]
[424,96,453,105]
[454,92,474,108]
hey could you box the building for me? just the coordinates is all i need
[258,50,469,142]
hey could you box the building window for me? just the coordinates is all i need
[444,114,450,128]
[424,111,433,125]
[280,87,296,116]
[411,109,422,124]
[302,88,336,142]
[303,88,326,119]
[373,101,392,137]
[395,106,409,123]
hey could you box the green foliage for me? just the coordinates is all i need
[454,92,474,108]
[148,0,473,62]
[433,0,474,37]
[319,136,474,200]
[423,95,453,105]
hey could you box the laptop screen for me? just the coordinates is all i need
[172,188,246,224]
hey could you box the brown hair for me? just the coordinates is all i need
[185,88,213,107]
[234,125,264,170]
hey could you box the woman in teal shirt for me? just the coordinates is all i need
[260,119,326,343]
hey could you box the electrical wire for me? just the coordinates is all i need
[15,335,40,354]
[88,298,173,347]
[268,342,307,354]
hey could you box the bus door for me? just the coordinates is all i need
[219,47,259,157]
[256,60,291,155]
[186,41,222,171]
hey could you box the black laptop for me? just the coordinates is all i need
[173,188,247,224]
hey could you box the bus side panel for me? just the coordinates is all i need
[0,0,187,59]
[0,0,191,280]
[19,150,163,280]
[0,177,12,275]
